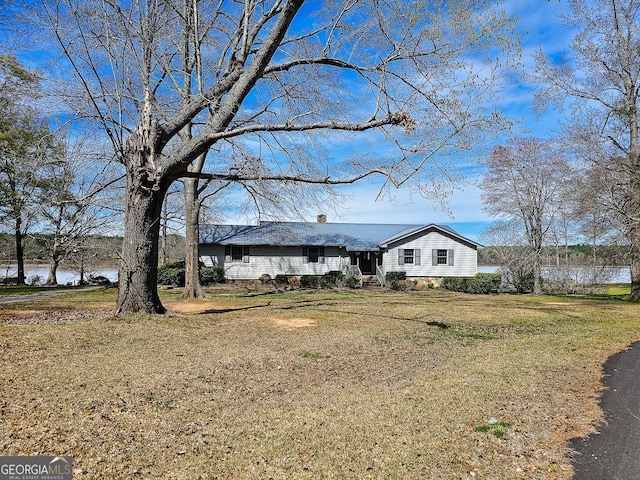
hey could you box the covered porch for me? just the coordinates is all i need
[349,250,382,275]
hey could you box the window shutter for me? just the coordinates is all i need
[243,246,250,263]
[415,249,421,266]
[319,247,325,264]
[448,249,454,266]
[432,249,437,266]
[303,247,309,263]
[398,249,404,265]
[224,246,231,263]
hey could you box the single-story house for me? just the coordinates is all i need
[199,218,481,284]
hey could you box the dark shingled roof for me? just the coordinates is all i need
[200,222,475,251]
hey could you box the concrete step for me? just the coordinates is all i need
[362,275,381,287]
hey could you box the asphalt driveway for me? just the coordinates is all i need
[571,341,640,480]
[0,285,103,304]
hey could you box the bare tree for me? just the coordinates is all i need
[182,146,342,299]
[67,235,122,285]
[0,1,12,31]
[36,132,120,285]
[533,0,640,300]
[159,183,186,267]
[481,221,538,293]
[0,1,23,55]
[32,0,518,313]
[569,156,626,260]
[480,137,571,294]
[181,171,227,299]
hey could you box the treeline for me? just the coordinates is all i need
[0,233,185,267]
[478,244,629,267]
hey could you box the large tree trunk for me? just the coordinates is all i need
[529,221,543,295]
[630,231,640,301]
[160,197,168,267]
[45,258,59,286]
[180,177,204,300]
[628,176,640,301]
[532,254,543,295]
[78,252,85,285]
[628,126,640,301]
[14,217,25,286]
[115,171,169,315]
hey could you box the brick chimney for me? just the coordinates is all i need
[317,214,327,223]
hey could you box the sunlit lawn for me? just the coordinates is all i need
[0,287,638,479]
[606,283,631,296]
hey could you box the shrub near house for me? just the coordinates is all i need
[442,273,502,294]
[157,261,225,287]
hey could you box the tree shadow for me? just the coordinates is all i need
[198,302,272,315]
[278,299,449,328]
[193,294,450,329]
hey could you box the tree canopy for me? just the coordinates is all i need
[480,137,572,294]
[26,0,519,313]
[533,0,640,300]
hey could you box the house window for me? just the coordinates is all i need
[230,246,243,262]
[404,249,414,264]
[225,246,250,263]
[397,248,421,266]
[303,247,325,263]
[432,249,454,266]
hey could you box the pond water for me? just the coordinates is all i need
[1,263,631,286]
[478,265,630,284]
[0,264,119,285]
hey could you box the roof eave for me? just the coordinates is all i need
[379,223,482,249]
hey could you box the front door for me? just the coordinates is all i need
[350,251,379,275]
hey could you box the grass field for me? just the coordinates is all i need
[0,287,639,479]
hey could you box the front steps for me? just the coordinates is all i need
[361,275,382,288]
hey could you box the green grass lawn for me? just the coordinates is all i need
[606,283,631,296]
[0,287,639,479]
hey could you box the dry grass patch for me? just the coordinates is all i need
[267,316,317,330]
[0,289,639,479]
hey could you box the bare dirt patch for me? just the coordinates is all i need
[166,299,223,314]
[268,316,317,330]
[168,299,319,329]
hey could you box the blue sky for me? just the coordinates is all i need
[3,1,575,243]
[291,1,575,243]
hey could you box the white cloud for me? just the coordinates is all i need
[332,180,486,223]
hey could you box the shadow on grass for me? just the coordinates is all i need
[197,293,453,329]
[234,290,282,298]
[277,298,451,329]
[198,302,272,315]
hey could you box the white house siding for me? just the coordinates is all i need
[199,245,348,280]
[383,230,477,277]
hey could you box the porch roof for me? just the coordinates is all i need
[200,222,459,251]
